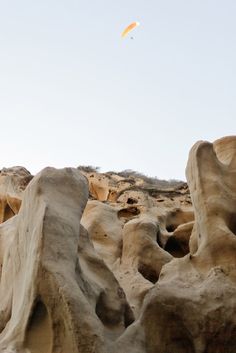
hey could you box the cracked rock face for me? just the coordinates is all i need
[0,136,235,353]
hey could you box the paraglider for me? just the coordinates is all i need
[121,22,140,39]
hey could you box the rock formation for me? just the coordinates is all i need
[0,167,32,223]
[0,135,235,353]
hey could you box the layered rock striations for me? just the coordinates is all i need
[0,136,235,353]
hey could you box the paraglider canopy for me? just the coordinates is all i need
[121,22,140,38]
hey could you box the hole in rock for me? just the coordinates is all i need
[3,204,15,222]
[165,237,186,258]
[127,197,138,205]
[166,224,177,233]
[118,207,140,219]
[229,214,236,236]
[166,210,194,234]
[25,300,52,353]
[124,303,135,328]
[138,263,158,284]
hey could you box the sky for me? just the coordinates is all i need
[0,0,235,180]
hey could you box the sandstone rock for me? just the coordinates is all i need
[115,136,236,353]
[0,167,32,223]
[1,136,235,353]
[87,173,110,201]
[118,214,173,317]
[166,220,194,257]
[81,200,124,267]
[0,168,132,353]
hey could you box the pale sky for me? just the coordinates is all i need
[0,1,235,180]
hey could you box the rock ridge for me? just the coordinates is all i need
[0,136,235,352]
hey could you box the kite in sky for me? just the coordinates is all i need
[121,22,140,38]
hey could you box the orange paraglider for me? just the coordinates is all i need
[121,22,140,38]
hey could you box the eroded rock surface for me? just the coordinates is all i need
[0,167,32,222]
[0,136,235,353]
[118,135,236,353]
[0,168,132,353]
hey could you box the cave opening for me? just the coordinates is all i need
[164,237,186,258]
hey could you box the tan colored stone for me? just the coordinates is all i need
[116,136,236,353]
[0,167,32,223]
[0,168,133,353]
[1,136,235,353]
[81,200,123,267]
[117,214,173,317]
